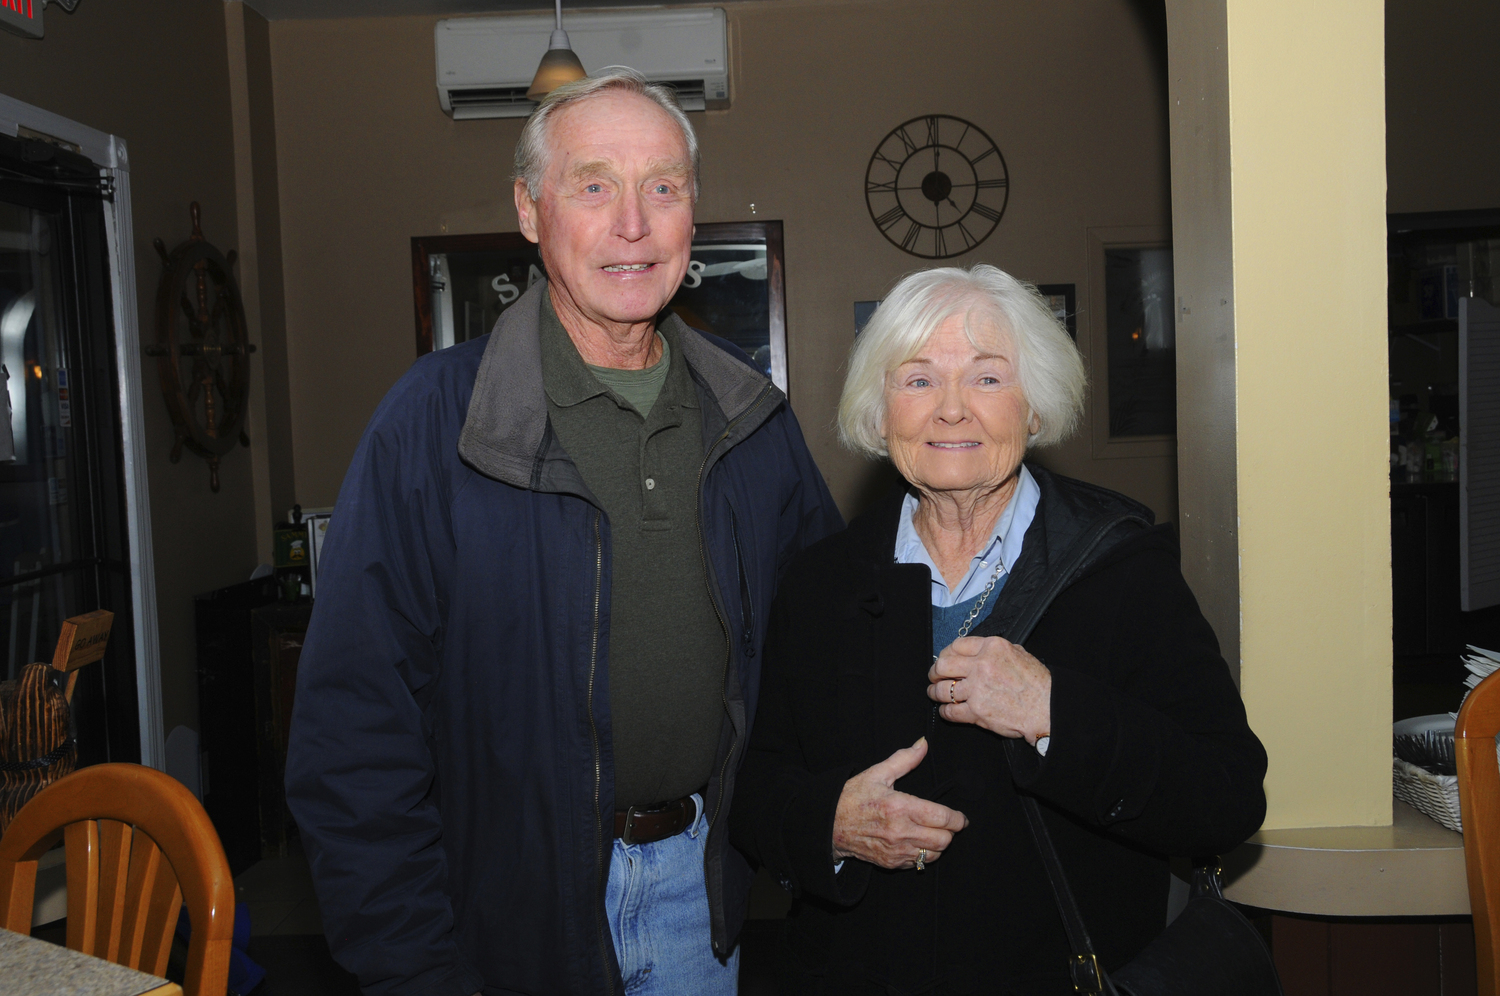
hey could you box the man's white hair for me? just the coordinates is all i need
[838,264,1086,458]
[513,66,701,202]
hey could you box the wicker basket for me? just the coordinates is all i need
[1393,757,1462,833]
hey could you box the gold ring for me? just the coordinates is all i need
[950,680,959,704]
[916,848,927,872]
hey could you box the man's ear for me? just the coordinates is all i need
[515,179,541,244]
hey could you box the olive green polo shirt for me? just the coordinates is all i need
[538,297,728,809]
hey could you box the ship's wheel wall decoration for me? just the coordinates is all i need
[147,203,256,493]
[865,115,1010,259]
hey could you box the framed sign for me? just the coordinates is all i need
[1085,226,1175,460]
[0,0,42,39]
[410,221,788,394]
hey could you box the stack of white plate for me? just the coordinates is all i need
[1453,645,1500,718]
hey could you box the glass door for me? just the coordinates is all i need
[0,137,137,765]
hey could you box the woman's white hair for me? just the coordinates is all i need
[838,264,1086,458]
[513,66,701,202]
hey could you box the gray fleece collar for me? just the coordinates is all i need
[458,280,781,491]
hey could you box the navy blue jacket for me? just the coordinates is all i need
[285,283,842,996]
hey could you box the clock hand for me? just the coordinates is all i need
[948,198,960,212]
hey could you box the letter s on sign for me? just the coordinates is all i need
[682,259,705,289]
[491,277,519,305]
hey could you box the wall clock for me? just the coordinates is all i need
[865,115,1009,259]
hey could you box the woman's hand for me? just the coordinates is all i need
[831,737,968,869]
[928,636,1051,744]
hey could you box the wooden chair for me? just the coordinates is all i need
[1457,669,1500,996]
[0,763,234,996]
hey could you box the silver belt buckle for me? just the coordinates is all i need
[621,807,643,846]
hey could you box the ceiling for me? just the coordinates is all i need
[240,0,777,20]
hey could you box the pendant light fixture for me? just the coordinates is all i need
[526,0,588,102]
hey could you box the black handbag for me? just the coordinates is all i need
[998,514,1284,996]
[1019,795,1282,996]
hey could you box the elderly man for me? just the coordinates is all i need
[285,68,841,996]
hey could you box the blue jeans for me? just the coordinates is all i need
[605,795,739,995]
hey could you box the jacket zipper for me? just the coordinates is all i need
[586,511,614,996]
[731,511,755,648]
[699,386,773,825]
[696,386,774,952]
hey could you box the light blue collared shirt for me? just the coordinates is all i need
[894,464,1040,606]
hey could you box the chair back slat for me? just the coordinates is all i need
[0,763,232,996]
[64,819,98,954]
[1456,669,1500,996]
[117,829,164,971]
[139,848,183,978]
[93,819,133,962]
[0,839,35,929]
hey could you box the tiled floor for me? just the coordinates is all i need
[235,844,360,996]
[234,846,324,938]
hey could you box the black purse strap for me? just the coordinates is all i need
[1020,795,1119,996]
[1000,511,1149,996]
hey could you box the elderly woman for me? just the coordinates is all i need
[729,265,1266,994]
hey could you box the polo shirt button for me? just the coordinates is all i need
[645,478,656,490]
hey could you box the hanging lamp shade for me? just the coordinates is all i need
[527,27,587,101]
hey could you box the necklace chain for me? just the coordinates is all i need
[956,559,1005,640]
[934,558,1006,661]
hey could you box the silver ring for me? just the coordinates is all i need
[916,848,927,872]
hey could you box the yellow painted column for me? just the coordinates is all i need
[1171,0,1390,829]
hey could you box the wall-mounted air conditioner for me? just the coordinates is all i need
[435,8,729,120]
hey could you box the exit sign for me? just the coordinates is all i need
[1,0,42,39]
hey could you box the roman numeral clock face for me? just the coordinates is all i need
[865,115,1010,259]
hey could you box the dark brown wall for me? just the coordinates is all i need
[1386,0,1500,213]
[267,0,1179,523]
[0,2,259,740]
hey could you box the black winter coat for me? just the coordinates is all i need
[729,467,1268,995]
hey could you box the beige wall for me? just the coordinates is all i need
[268,0,1178,522]
[228,2,298,562]
[1386,0,1500,214]
[0,2,260,741]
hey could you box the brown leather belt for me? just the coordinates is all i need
[613,792,699,845]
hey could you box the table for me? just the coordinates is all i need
[1221,799,1472,994]
[0,927,181,996]
[1222,798,1469,916]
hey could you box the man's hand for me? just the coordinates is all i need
[927,636,1051,743]
[831,737,968,869]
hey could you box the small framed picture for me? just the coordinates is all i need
[1036,284,1077,340]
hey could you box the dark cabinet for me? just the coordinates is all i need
[1392,482,1500,662]
[1392,483,1462,656]
[195,578,311,875]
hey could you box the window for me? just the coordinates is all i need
[0,95,159,767]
